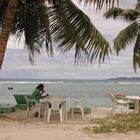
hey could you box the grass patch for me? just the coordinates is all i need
[84,113,140,134]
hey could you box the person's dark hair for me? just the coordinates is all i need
[36,84,44,91]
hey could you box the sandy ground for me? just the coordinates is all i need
[0,107,140,140]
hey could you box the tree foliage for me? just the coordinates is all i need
[0,0,116,67]
[104,0,140,71]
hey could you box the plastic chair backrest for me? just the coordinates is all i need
[48,96,63,111]
[107,92,119,104]
[24,96,29,108]
[14,94,32,104]
[74,99,82,107]
[24,96,33,108]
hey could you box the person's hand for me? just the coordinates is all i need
[42,90,45,93]
[46,93,49,97]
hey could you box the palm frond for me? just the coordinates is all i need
[0,0,3,6]
[104,7,139,22]
[113,22,139,54]
[49,0,111,64]
[11,0,52,62]
[136,0,140,10]
[133,34,140,72]
[0,0,9,31]
[79,0,118,9]
[104,7,123,19]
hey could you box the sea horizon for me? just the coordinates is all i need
[1,77,140,83]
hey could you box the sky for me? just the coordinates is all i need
[0,0,140,80]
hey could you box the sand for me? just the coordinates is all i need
[0,107,140,140]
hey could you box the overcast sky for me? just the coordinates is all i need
[0,0,140,80]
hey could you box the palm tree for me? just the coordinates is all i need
[0,0,117,69]
[0,0,18,68]
[104,0,140,71]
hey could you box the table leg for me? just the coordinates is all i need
[62,101,67,121]
[44,102,48,119]
[133,100,140,113]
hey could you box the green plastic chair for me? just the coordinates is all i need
[24,96,41,119]
[0,103,16,114]
[13,94,32,109]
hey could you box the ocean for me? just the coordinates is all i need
[0,79,140,108]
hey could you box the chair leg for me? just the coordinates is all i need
[62,105,67,121]
[80,107,84,120]
[59,109,63,122]
[38,107,41,118]
[47,109,51,122]
[44,103,48,119]
[25,107,30,119]
[71,108,74,119]
[111,108,115,116]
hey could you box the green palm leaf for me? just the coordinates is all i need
[0,0,3,6]
[136,0,140,10]
[0,0,115,67]
[133,34,140,71]
[81,0,118,9]
[0,0,9,30]
[11,0,52,62]
[49,0,111,64]
[104,7,139,22]
[113,22,139,54]
[104,0,140,71]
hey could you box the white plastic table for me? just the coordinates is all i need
[124,96,140,113]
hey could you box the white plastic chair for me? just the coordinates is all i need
[71,99,84,120]
[47,96,63,122]
[24,96,41,119]
[107,92,130,116]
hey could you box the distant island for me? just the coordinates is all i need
[0,77,140,82]
[108,77,140,81]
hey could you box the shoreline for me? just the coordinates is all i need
[0,106,112,120]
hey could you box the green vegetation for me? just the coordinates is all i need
[0,0,114,69]
[104,0,140,71]
[84,113,140,133]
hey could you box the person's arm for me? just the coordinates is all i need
[39,91,49,99]
[41,94,49,99]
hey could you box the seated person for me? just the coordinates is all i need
[30,84,49,117]
[30,84,49,104]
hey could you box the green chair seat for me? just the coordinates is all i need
[114,95,135,109]
[0,103,16,114]
[129,102,135,109]
[70,107,91,114]
[14,94,32,109]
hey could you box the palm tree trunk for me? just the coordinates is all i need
[0,0,18,69]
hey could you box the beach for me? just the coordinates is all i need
[0,80,140,140]
[0,0,139,139]
[0,107,140,140]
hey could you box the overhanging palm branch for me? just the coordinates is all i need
[136,0,140,10]
[113,22,139,54]
[133,34,140,71]
[0,0,3,6]
[0,0,9,31]
[0,0,116,68]
[104,7,140,22]
[104,0,140,71]
[11,0,53,63]
[49,0,111,64]
[80,0,118,9]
